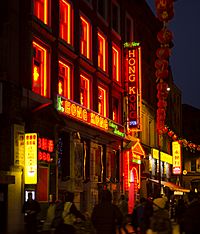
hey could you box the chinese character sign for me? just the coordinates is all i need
[172,141,182,175]
[24,133,37,184]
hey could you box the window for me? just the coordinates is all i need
[59,0,73,45]
[33,0,49,25]
[98,85,107,117]
[32,41,50,98]
[80,74,90,108]
[58,60,72,99]
[80,15,91,60]
[112,44,120,82]
[125,15,133,42]
[97,0,107,20]
[112,97,119,122]
[112,2,120,33]
[98,32,107,72]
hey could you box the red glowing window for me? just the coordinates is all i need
[80,16,91,59]
[32,41,49,98]
[112,44,120,82]
[59,0,73,45]
[80,74,90,109]
[112,97,119,122]
[98,32,107,72]
[58,60,71,99]
[33,0,48,24]
[98,86,107,117]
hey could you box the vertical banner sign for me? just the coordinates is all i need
[124,42,142,131]
[172,141,182,175]
[25,133,37,184]
[14,124,25,166]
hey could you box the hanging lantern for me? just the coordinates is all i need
[168,130,174,137]
[156,47,171,59]
[157,100,167,108]
[157,28,173,44]
[163,126,168,134]
[172,134,178,141]
[157,90,168,99]
[157,81,168,91]
[155,69,169,79]
[155,59,169,70]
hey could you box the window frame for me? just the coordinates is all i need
[33,0,50,25]
[98,84,108,117]
[59,0,74,45]
[112,43,121,83]
[32,40,50,98]
[80,73,91,109]
[125,13,134,42]
[58,60,73,99]
[80,14,92,60]
[111,1,120,34]
[97,31,107,72]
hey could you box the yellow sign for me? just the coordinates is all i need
[152,148,172,164]
[24,133,37,184]
[172,141,182,175]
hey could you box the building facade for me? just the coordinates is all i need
[0,0,181,233]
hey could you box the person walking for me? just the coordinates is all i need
[118,194,128,223]
[147,197,172,234]
[22,192,41,234]
[59,191,85,234]
[91,189,123,234]
[181,191,200,234]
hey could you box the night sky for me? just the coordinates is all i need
[147,0,200,109]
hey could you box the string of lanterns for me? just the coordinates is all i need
[155,0,174,134]
[162,125,200,152]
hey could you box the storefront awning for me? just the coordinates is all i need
[148,178,190,193]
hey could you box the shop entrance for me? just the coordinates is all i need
[0,184,8,233]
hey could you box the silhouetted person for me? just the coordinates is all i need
[91,189,123,234]
[57,191,85,234]
[22,192,41,234]
[118,194,128,223]
[182,191,200,234]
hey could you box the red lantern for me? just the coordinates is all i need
[157,108,166,120]
[157,81,168,91]
[155,59,169,70]
[157,100,167,108]
[168,130,174,137]
[172,134,178,141]
[156,47,171,59]
[157,90,168,99]
[157,28,173,44]
[155,69,169,79]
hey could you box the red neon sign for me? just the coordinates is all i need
[38,137,54,163]
[125,46,142,130]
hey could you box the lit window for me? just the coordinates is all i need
[112,97,119,122]
[98,86,107,117]
[98,32,107,72]
[80,16,91,59]
[80,74,90,108]
[33,0,48,24]
[58,60,71,99]
[32,41,49,98]
[112,44,120,82]
[59,0,73,45]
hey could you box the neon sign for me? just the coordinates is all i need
[172,141,182,175]
[57,95,125,137]
[38,137,54,163]
[125,44,142,131]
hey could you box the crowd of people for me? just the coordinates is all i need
[22,189,200,234]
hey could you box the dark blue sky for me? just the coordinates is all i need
[147,0,200,109]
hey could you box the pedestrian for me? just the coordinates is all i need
[22,192,41,234]
[181,191,200,234]
[58,191,86,234]
[118,194,128,223]
[91,189,123,234]
[131,197,146,234]
[43,194,56,233]
[175,197,186,234]
[120,214,136,234]
[147,197,172,234]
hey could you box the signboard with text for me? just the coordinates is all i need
[24,133,37,184]
[124,42,142,131]
[172,141,182,175]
